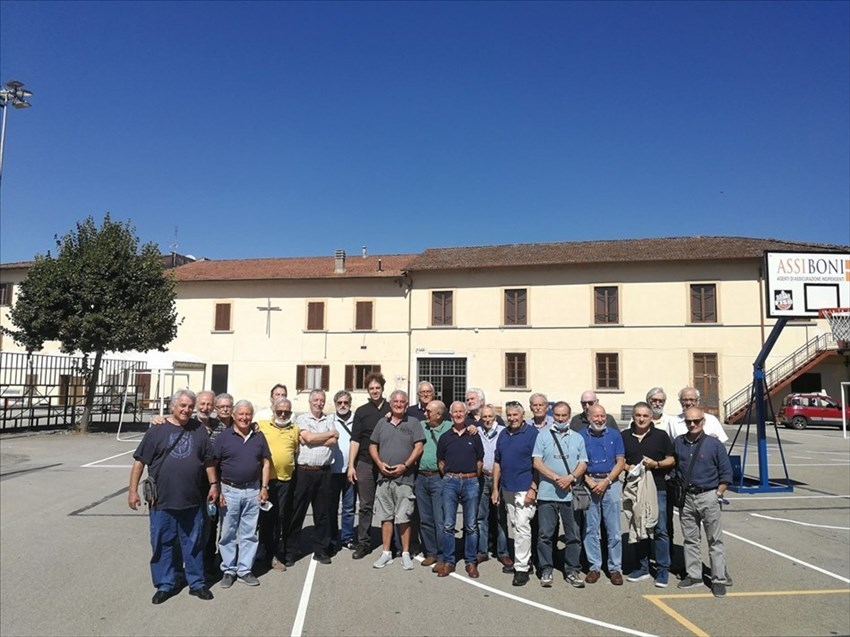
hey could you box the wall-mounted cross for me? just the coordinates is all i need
[257,298,282,337]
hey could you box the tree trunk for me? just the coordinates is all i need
[77,350,103,433]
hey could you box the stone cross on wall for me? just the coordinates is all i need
[257,298,281,337]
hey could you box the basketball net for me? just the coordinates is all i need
[821,308,850,350]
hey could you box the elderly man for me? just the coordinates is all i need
[330,390,357,552]
[579,403,625,585]
[129,389,218,604]
[570,391,618,432]
[666,387,728,442]
[416,400,451,569]
[674,407,733,598]
[286,389,338,566]
[492,401,539,586]
[254,384,289,422]
[215,400,272,588]
[256,397,299,571]
[621,401,675,588]
[477,404,512,570]
[407,381,435,423]
[533,401,587,589]
[215,393,236,429]
[527,393,554,432]
[348,372,387,560]
[369,390,425,570]
[437,402,485,578]
[465,388,506,427]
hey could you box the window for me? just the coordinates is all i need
[594,286,619,324]
[505,353,527,388]
[504,289,527,326]
[214,303,232,332]
[211,364,229,395]
[355,301,374,331]
[690,284,717,323]
[307,301,325,331]
[296,364,330,391]
[692,353,719,413]
[0,283,12,306]
[596,353,620,390]
[431,291,453,326]
[345,364,382,391]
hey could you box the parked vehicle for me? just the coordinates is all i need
[777,393,850,429]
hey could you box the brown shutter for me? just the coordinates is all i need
[345,365,354,391]
[356,301,373,330]
[296,365,305,391]
[372,364,381,374]
[214,303,231,331]
[307,302,324,330]
[321,365,330,391]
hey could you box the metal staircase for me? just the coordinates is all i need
[723,332,838,424]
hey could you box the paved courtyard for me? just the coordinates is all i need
[1,422,848,637]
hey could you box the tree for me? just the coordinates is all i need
[2,214,179,432]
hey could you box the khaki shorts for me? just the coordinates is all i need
[374,480,415,523]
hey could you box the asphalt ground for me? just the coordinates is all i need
[1,423,848,637]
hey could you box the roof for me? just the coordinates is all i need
[0,261,33,270]
[171,254,415,282]
[406,236,850,272]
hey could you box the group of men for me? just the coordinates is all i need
[129,377,733,604]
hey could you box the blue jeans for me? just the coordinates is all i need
[441,475,479,566]
[415,473,444,560]
[219,483,261,576]
[537,500,582,574]
[477,475,509,557]
[584,480,622,572]
[330,473,357,545]
[149,506,204,592]
[632,490,670,575]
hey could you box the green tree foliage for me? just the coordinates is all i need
[2,214,179,432]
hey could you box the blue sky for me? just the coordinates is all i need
[1,1,848,263]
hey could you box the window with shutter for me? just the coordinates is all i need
[345,364,383,391]
[431,291,453,326]
[594,286,619,324]
[505,353,527,388]
[307,301,325,331]
[595,353,620,390]
[690,284,717,323]
[355,301,374,330]
[504,289,527,326]
[214,303,232,331]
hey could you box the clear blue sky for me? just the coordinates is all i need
[1,1,848,263]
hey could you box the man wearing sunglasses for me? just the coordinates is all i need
[570,391,617,433]
[256,397,300,572]
[330,390,357,552]
[673,408,733,598]
[666,387,728,443]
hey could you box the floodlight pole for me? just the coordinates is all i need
[0,79,34,189]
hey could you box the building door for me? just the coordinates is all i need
[417,358,467,406]
[693,353,719,416]
[211,364,229,395]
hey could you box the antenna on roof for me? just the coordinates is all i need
[362,245,367,258]
[169,226,179,268]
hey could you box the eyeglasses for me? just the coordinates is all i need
[336,400,350,406]
[580,401,595,406]
[684,418,703,425]
[680,397,698,403]
[217,404,233,410]
[275,410,292,416]
[505,400,521,408]
[649,398,666,404]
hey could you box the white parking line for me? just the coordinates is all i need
[725,494,850,501]
[725,530,850,584]
[444,574,658,637]
[291,555,318,637]
[751,513,850,531]
[81,448,136,468]
[783,462,850,467]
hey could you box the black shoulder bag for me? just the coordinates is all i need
[549,429,591,512]
[668,434,706,509]
[142,428,187,507]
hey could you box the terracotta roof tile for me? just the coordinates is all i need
[172,254,415,282]
[406,236,849,271]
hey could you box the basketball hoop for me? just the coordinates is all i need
[820,307,850,350]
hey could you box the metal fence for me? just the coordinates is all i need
[0,351,147,431]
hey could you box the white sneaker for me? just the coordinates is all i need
[372,551,394,569]
[402,552,415,570]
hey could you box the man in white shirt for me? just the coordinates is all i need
[664,387,728,443]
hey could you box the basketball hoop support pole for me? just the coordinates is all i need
[730,318,794,494]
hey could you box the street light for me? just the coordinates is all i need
[0,79,34,187]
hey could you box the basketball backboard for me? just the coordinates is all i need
[764,251,850,318]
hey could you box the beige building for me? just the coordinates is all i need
[2,237,848,420]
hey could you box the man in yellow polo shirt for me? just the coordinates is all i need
[257,397,300,572]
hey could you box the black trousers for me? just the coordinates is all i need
[258,478,294,564]
[286,468,332,560]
